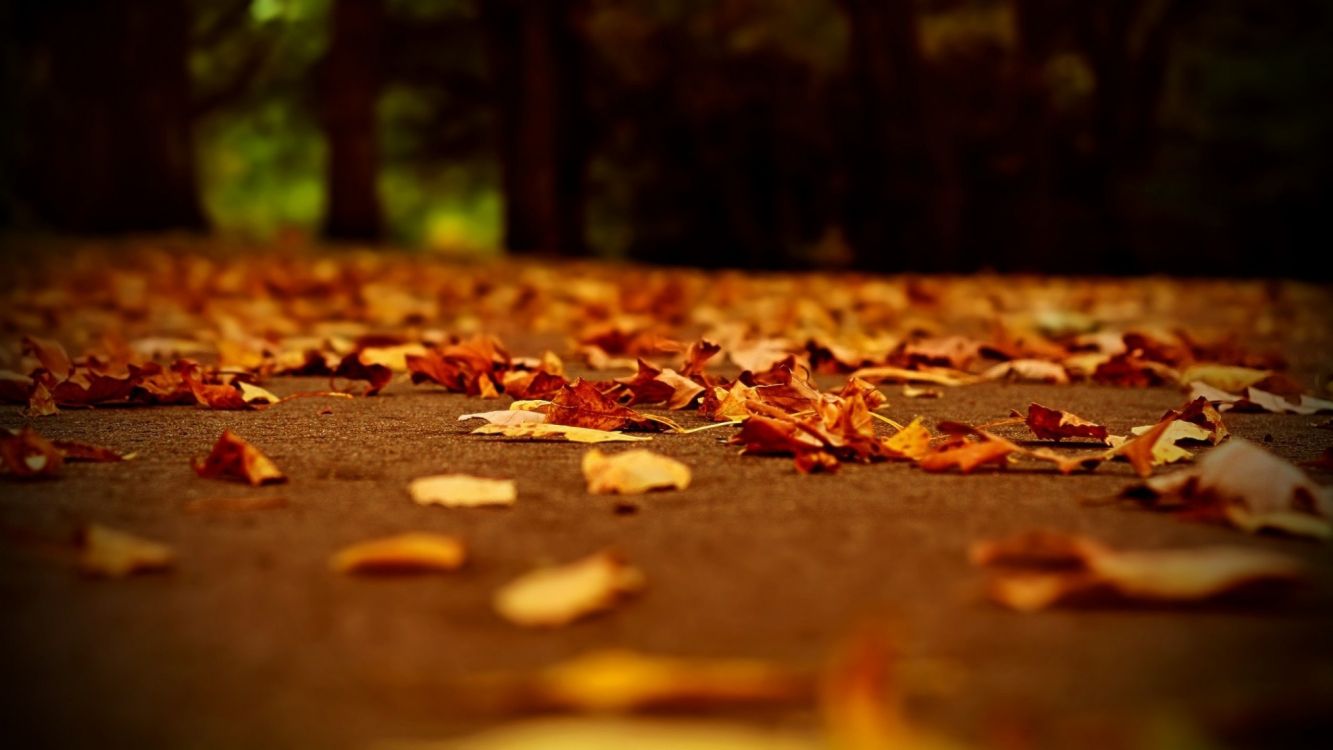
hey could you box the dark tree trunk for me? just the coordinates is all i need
[321,0,385,242]
[838,0,960,272]
[483,0,587,256]
[11,0,205,232]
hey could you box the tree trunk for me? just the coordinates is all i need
[483,0,587,256]
[11,0,205,233]
[321,0,385,242]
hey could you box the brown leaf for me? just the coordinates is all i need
[406,335,510,396]
[918,433,1017,474]
[1025,403,1109,443]
[494,550,645,628]
[330,532,467,574]
[191,430,286,486]
[22,336,73,378]
[972,530,1304,611]
[0,426,63,478]
[1134,439,1332,539]
[679,339,721,378]
[548,378,667,432]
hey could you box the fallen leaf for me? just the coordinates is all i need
[971,530,1304,612]
[849,366,975,387]
[78,524,175,577]
[918,432,1017,474]
[882,418,932,460]
[472,423,652,443]
[54,439,129,462]
[901,385,942,399]
[191,430,286,486]
[494,550,644,628]
[238,381,280,405]
[548,378,670,432]
[459,410,548,426]
[410,474,517,508]
[1,426,64,478]
[1106,418,1184,478]
[330,532,467,574]
[520,649,809,712]
[1025,403,1109,442]
[981,359,1069,384]
[1179,364,1271,392]
[1134,439,1333,539]
[583,449,691,495]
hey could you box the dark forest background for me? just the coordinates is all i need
[3,0,1331,274]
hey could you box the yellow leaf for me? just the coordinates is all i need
[882,418,932,460]
[331,532,467,574]
[494,551,644,628]
[410,474,517,508]
[1178,364,1270,392]
[472,423,651,443]
[582,449,691,495]
[78,524,175,577]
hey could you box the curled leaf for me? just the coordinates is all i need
[472,423,652,444]
[1025,403,1108,442]
[331,532,467,574]
[192,430,286,486]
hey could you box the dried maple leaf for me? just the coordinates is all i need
[971,530,1304,612]
[78,524,175,577]
[699,381,758,422]
[1234,387,1333,415]
[406,335,510,396]
[918,430,1018,474]
[494,550,645,628]
[192,430,286,486]
[1024,403,1109,443]
[548,378,669,432]
[614,360,705,410]
[1,426,64,478]
[1134,439,1333,539]
[472,423,653,443]
[330,532,467,574]
[333,351,395,395]
[729,415,825,456]
[409,474,517,508]
[519,649,809,712]
[583,449,691,494]
[679,339,721,378]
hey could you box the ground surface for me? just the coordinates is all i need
[2,248,1333,749]
[3,375,1333,749]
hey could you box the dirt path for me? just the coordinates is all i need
[3,375,1332,749]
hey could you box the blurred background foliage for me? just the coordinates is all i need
[4,0,1332,274]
